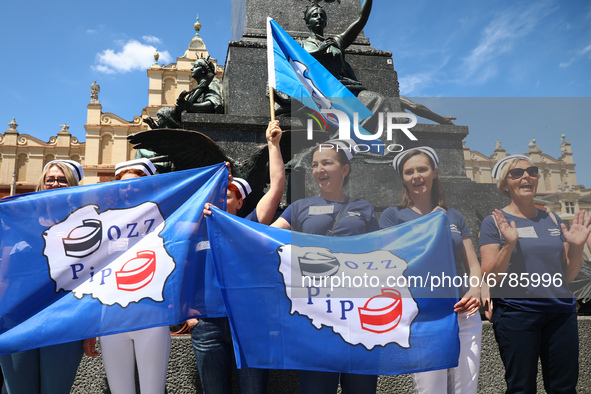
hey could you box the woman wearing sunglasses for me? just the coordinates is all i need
[0,160,95,394]
[480,155,590,393]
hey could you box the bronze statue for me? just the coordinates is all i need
[143,57,223,129]
[299,0,455,125]
[399,96,456,125]
[300,0,371,95]
[139,57,224,171]
[143,106,182,130]
[176,57,223,114]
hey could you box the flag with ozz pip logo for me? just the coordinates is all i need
[207,208,460,375]
[0,164,228,355]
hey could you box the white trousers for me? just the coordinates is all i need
[100,326,171,394]
[411,312,482,394]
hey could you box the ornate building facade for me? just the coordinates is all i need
[0,119,84,196]
[0,17,221,196]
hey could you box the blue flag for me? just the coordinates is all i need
[266,17,384,154]
[207,208,460,375]
[0,164,228,355]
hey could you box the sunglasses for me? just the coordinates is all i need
[507,166,538,179]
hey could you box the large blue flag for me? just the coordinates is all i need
[0,164,228,355]
[207,208,460,375]
[266,17,384,154]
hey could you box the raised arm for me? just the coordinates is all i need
[339,0,373,50]
[480,210,518,277]
[255,121,285,225]
[561,210,590,282]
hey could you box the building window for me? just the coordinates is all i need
[565,202,575,214]
[162,78,176,106]
[543,169,552,192]
[16,154,28,182]
[44,154,55,168]
[473,166,481,183]
[98,135,113,165]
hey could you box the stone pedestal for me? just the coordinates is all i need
[183,0,509,239]
[232,0,371,43]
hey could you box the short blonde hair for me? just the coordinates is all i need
[36,162,79,191]
[496,158,528,197]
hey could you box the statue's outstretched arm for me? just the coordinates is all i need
[339,0,372,50]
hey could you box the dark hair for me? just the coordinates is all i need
[396,150,446,208]
[312,144,351,186]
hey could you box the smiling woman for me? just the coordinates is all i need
[0,159,89,394]
[380,146,483,394]
[271,139,379,393]
[480,155,590,393]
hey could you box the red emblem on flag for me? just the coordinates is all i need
[358,289,402,333]
[116,250,156,292]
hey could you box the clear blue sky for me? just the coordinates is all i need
[1,0,590,186]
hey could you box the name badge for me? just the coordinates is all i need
[517,226,538,238]
[309,205,335,215]
[196,241,210,251]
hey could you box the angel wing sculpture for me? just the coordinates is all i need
[128,127,291,216]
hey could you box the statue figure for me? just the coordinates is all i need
[143,57,223,129]
[143,106,182,130]
[139,57,223,171]
[90,81,100,103]
[299,0,455,125]
[177,57,223,114]
[300,0,370,95]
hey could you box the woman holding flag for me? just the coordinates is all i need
[379,147,482,394]
[192,120,284,394]
[97,157,172,394]
[480,155,589,393]
[0,160,92,394]
[272,139,379,394]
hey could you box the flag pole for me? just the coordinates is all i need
[267,17,276,122]
[269,87,275,121]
